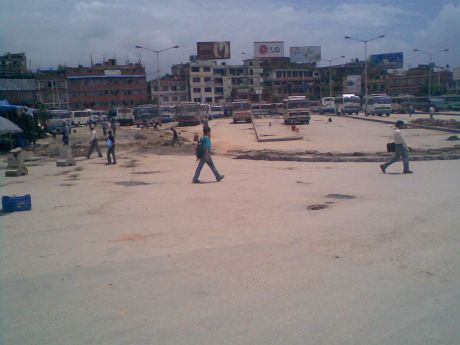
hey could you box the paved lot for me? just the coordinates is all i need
[1,118,459,345]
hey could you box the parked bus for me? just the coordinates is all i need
[232,100,252,123]
[160,105,175,123]
[283,96,310,125]
[251,103,271,117]
[200,104,211,121]
[363,94,392,116]
[440,95,460,111]
[335,94,361,115]
[133,104,161,127]
[320,97,336,114]
[91,110,107,123]
[48,109,73,133]
[175,102,202,126]
[210,105,225,119]
[269,103,283,115]
[115,107,134,126]
[71,109,91,126]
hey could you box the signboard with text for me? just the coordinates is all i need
[369,52,403,69]
[290,46,321,63]
[254,41,284,58]
[197,41,231,60]
[345,75,362,94]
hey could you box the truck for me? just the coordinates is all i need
[133,104,161,127]
[283,96,310,125]
[232,100,252,123]
[115,107,134,126]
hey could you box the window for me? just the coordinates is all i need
[193,88,201,93]
[276,71,282,78]
[194,97,201,102]
[204,87,212,93]
[163,96,169,102]
[192,77,200,83]
[204,77,211,82]
[191,67,200,72]
[205,97,213,103]
[203,66,211,72]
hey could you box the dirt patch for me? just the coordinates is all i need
[74,166,84,171]
[115,181,151,187]
[54,170,72,176]
[121,159,138,168]
[411,118,460,130]
[132,171,165,175]
[296,181,311,185]
[113,233,160,242]
[307,204,330,211]
[59,183,76,187]
[326,194,356,200]
[65,174,80,181]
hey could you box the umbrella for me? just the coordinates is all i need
[0,116,23,135]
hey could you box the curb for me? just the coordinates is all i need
[252,117,304,142]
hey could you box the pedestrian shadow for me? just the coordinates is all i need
[194,180,219,184]
[385,172,405,175]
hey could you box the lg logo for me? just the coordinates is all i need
[259,44,281,55]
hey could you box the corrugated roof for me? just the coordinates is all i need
[0,78,36,91]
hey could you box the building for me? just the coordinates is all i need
[66,59,147,110]
[0,78,37,106]
[449,66,460,93]
[213,63,248,103]
[35,70,69,110]
[0,52,28,77]
[189,61,217,103]
[148,63,188,105]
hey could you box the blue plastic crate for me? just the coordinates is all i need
[2,194,32,213]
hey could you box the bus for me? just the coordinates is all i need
[175,102,203,126]
[200,104,211,121]
[71,109,91,126]
[335,94,361,115]
[283,96,310,125]
[363,94,392,116]
[160,105,175,123]
[269,103,283,116]
[48,109,73,133]
[133,104,161,127]
[210,105,224,119]
[320,97,336,114]
[440,95,460,111]
[232,100,252,123]
[251,103,271,117]
[91,110,108,123]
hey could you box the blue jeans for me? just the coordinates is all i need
[383,144,410,172]
[193,157,222,181]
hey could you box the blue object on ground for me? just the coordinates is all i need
[2,194,32,213]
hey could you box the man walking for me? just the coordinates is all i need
[106,130,116,164]
[62,122,70,146]
[380,120,413,174]
[87,126,102,159]
[193,126,224,183]
[171,127,181,146]
[110,117,117,137]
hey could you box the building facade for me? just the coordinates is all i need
[66,59,147,110]
[148,63,188,105]
[0,52,28,77]
[35,70,69,110]
[0,78,37,106]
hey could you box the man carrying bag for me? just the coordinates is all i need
[380,120,413,174]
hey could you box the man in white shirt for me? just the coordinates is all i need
[86,126,102,159]
[380,120,413,174]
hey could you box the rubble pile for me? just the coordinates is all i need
[411,118,460,129]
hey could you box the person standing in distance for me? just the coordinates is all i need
[380,120,413,174]
[62,122,70,146]
[87,125,102,159]
[193,126,224,183]
[106,130,116,164]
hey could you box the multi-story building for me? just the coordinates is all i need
[66,59,147,110]
[449,67,460,93]
[0,78,36,106]
[189,61,217,103]
[148,63,188,105]
[0,52,28,77]
[35,70,69,110]
[213,64,248,103]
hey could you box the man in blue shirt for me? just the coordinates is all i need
[193,126,224,183]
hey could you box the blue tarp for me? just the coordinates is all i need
[0,99,22,111]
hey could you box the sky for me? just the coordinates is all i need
[1,0,459,79]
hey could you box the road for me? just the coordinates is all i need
[1,117,459,345]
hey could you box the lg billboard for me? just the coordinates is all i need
[253,41,284,58]
[197,41,231,60]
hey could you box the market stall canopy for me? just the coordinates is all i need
[0,115,23,135]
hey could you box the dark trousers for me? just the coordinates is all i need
[87,139,102,158]
[193,157,222,181]
[107,146,116,164]
[171,136,180,146]
[383,144,410,172]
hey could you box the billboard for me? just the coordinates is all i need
[197,41,231,60]
[254,41,284,58]
[369,52,403,69]
[290,46,321,63]
[345,75,362,94]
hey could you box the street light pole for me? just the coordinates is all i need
[135,44,179,121]
[413,48,449,97]
[345,34,385,114]
[324,55,345,97]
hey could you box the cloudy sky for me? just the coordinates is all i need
[1,0,459,79]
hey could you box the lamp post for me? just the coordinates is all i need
[242,52,263,104]
[135,44,179,120]
[323,55,345,97]
[413,48,449,97]
[345,34,385,113]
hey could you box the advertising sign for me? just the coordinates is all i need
[290,46,321,63]
[254,41,284,58]
[197,41,231,60]
[369,52,403,69]
[345,75,362,94]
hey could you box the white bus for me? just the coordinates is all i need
[232,100,252,123]
[320,97,336,114]
[210,105,225,119]
[335,94,361,115]
[48,109,73,133]
[71,109,91,126]
[115,107,134,126]
[175,102,203,126]
[363,94,392,116]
